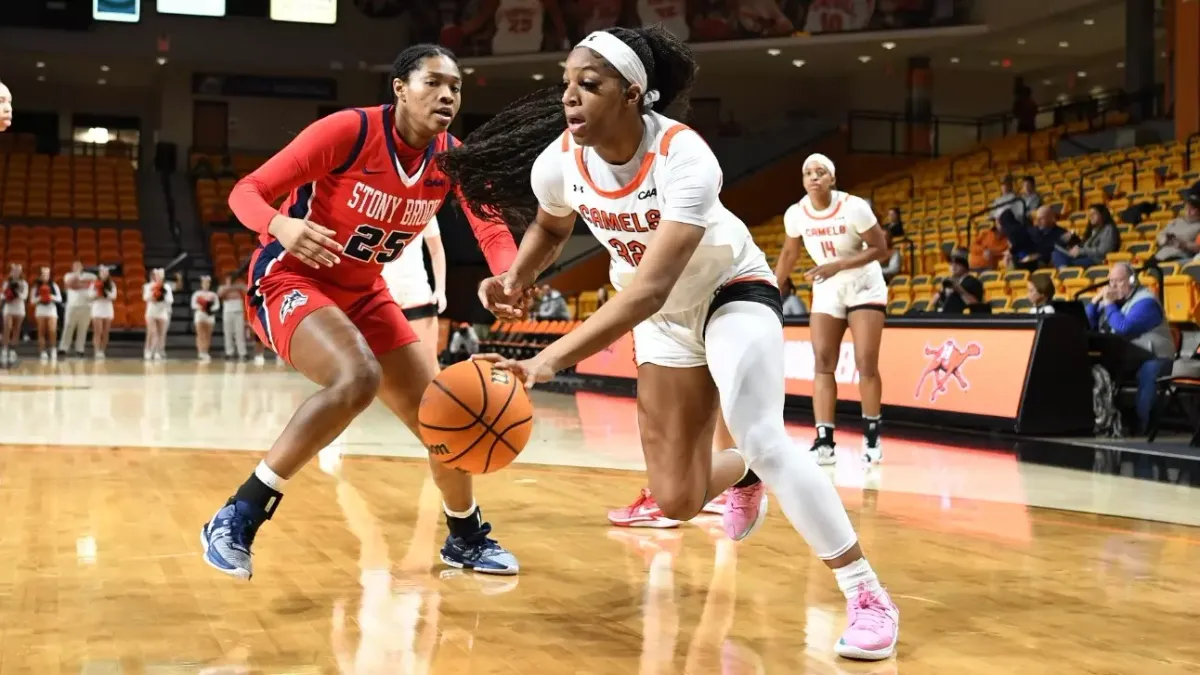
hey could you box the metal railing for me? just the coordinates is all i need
[1078,159,1139,211]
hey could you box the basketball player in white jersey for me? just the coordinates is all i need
[439,26,899,661]
[382,216,446,368]
[0,80,12,132]
[460,0,568,55]
[773,154,889,466]
[803,0,874,33]
[572,0,622,36]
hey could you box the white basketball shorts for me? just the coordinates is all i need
[809,269,888,319]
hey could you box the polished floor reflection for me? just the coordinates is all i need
[0,360,1198,673]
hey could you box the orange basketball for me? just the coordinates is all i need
[418,360,533,474]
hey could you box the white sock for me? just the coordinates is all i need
[443,501,478,519]
[255,460,288,492]
[832,558,883,600]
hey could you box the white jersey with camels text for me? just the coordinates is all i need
[784,190,882,281]
[531,112,770,313]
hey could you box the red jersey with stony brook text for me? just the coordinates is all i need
[228,105,516,291]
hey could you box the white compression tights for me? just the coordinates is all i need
[705,301,858,560]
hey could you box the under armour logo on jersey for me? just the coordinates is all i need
[279,290,309,323]
[572,184,585,193]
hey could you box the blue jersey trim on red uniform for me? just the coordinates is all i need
[381,105,440,183]
[332,108,369,175]
[249,239,286,348]
[286,183,315,220]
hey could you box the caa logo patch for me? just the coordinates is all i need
[279,290,309,323]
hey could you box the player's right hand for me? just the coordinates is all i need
[478,273,528,319]
[269,216,343,269]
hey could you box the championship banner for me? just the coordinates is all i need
[577,323,1036,418]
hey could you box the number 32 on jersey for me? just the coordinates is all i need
[344,224,416,264]
[609,239,647,266]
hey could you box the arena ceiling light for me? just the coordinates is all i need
[463,67,475,75]
[1017,38,1026,45]
[36,61,45,68]
[36,75,45,82]
[1083,18,1095,25]
[531,73,544,81]
[881,41,896,50]
[990,60,1000,66]
[97,79,107,85]
[100,65,110,72]
[1042,78,1053,85]
[949,57,960,64]
[792,59,806,67]
[1117,61,1125,68]
[767,48,781,56]
[1059,41,1070,48]
[1077,71,1088,78]
[858,55,872,63]
[157,57,168,66]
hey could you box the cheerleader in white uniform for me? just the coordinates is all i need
[143,268,173,361]
[191,275,220,362]
[2,263,28,365]
[218,272,248,359]
[90,265,117,360]
[31,266,62,362]
[382,216,447,369]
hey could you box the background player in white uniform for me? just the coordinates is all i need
[191,275,220,362]
[382,216,447,369]
[218,272,248,360]
[143,268,173,361]
[89,265,117,360]
[439,25,899,661]
[774,155,889,466]
[31,266,62,362]
[2,263,28,364]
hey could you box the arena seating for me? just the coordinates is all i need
[209,230,259,278]
[0,223,146,328]
[479,320,581,359]
[0,144,138,222]
[190,152,274,224]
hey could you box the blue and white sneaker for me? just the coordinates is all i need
[440,522,519,576]
[201,500,265,580]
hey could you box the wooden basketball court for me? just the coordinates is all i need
[1,359,1197,673]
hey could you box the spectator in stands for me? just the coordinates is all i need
[1026,275,1056,314]
[935,248,984,314]
[969,218,1009,271]
[881,229,902,281]
[885,208,904,238]
[1013,85,1038,133]
[1153,181,1200,262]
[596,286,609,309]
[1053,204,1120,268]
[0,80,11,132]
[1009,205,1068,271]
[1019,176,1041,215]
[446,323,480,365]
[534,284,570,320]
[780,278,808,317]
[60,261,95,357]
[991,175,1024,221]
[1086,262,1175,434]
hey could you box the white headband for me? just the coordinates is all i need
[578,31,660,109]
[804,153,836,176]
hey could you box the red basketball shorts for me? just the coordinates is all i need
[247,243,417,365]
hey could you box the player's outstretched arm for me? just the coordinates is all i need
[477,208,575,319]
[479,220,705,387]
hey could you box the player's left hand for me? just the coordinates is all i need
[435,291,447,314]
[805,261,845,283]
[472,353,556,390]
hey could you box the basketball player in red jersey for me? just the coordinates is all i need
[201,44,522,580]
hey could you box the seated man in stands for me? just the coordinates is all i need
[1019,176,1041,215]
[1154,181,1200,262]
[969,218,1009,271]
[935,248,984,314]
[534,284,570,320]
[990,175,1024,221]
[881,229,903,281]
[780,278,808,317]
[1007,206,1068,271]
[1086,262,1176,434]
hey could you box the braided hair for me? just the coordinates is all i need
[437,25,697,229]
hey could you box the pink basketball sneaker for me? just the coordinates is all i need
[722,482,767,541]
[836,585,900,661]
[607,489,681,529]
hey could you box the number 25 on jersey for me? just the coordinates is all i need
[344,224,416,264]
